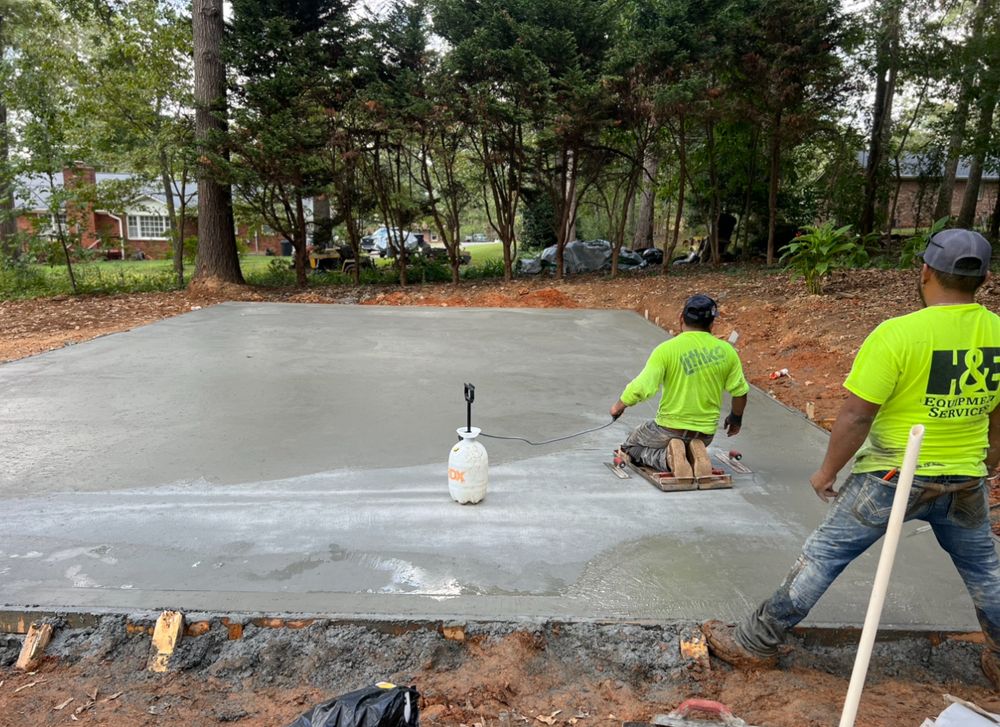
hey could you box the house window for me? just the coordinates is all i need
[127,215,170,239]
[39,213,68,238]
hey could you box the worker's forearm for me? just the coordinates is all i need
[730,394,747,417]
[818,411,874,478]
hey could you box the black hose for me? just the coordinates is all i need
[479,417,620,446]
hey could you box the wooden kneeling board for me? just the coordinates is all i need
[624,458,733,492]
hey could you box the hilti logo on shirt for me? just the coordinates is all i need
[925,347,1000,395]
[680,346,726,376]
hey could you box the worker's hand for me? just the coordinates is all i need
[810,469,838,503]
[723,412,742,436]
[610,400,626,420]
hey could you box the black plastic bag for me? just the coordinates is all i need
[286,683,420,727]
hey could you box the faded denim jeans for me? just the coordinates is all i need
[622,420,714,471]
[737,472,1000,656]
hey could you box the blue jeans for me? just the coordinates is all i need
[737,472,1000,656]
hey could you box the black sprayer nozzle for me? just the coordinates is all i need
[464,383,475,433]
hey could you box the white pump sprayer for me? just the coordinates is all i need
[448,383,488,504]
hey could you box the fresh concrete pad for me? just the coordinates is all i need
[0,303,981,628]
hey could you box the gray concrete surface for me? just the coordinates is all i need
[0,303,980,628]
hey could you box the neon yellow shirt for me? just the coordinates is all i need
[621,331,749,434]
[845,304,1000,477]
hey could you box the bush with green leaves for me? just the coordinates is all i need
[779,222,858,294]
[899,216,949,269]
[461,258,507,280]
[245,257,296,287]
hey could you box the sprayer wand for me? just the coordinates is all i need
[462,382,620,446]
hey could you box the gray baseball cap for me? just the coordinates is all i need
[918,228,992,276]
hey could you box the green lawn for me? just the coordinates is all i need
[1,246,510,300]
[461,241,504,265]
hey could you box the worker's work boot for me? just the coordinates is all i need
[982,650,1000,691]
[702,620,778,669]
[688,439,714,479]
[667,438,693,479]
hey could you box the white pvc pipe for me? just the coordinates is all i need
[839,424,925,727]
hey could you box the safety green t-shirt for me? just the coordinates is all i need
[620,331,749,434]
[845,304,1000,477]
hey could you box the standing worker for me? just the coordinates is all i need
[704,229,1000,689]
[610,294,749,479]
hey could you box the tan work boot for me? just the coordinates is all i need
[982,650,1000,691]
[702,620,778,669]
[688,439,713,479]
[667,438,693,479]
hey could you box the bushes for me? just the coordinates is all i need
[900,216,948,269]
[779,222,858,294]
[244,257,296,287]
[0,258,182,300]
[461,258,506,280]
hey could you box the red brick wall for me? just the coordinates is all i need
[893,179,998,229]
[62,164,99,248]
[238,224,287,254]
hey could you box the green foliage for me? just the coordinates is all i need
[244,257,297,288]
[0,260,181,300]
[900,216,949,268]
[779,222,857,294]
[183,236,198,264]
[521,191,556,250]
[461,258,507,280]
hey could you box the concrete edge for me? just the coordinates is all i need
[0,607,983,646]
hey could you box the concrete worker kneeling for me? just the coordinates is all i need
[610,294,749,478]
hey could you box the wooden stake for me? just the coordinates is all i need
[148,611,184,673]
[16,622,53,671]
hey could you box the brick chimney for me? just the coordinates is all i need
[63,162,98,248]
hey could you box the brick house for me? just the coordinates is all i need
[14,163,291,259]
[860,154,999,230]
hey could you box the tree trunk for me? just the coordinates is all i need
[192,0,244,285]
[665,119,687,274]
[633,152,658,250]
[859,0,900,236]
[177,167,189,282]
[294,192,308,287]
[935,0,989,222]
[885,81,929,236]
[159,150,182,286]
[706,120,721,266]
[957,89,998,228]
[935,97,970,222]
[0,98,17,260]
[0,14,15,261]
[739,126,760,260]
[313,194,331,248]
[990,182,1000,242]
[766,113,782,266]
[554,148,578,281]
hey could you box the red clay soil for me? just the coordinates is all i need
[1,631,996,727]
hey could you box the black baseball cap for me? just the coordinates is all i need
[918,229,991,277]
[683,294,718,325]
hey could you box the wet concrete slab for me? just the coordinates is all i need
[0,303,980,628]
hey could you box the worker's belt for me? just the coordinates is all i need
[878,470,981,507]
